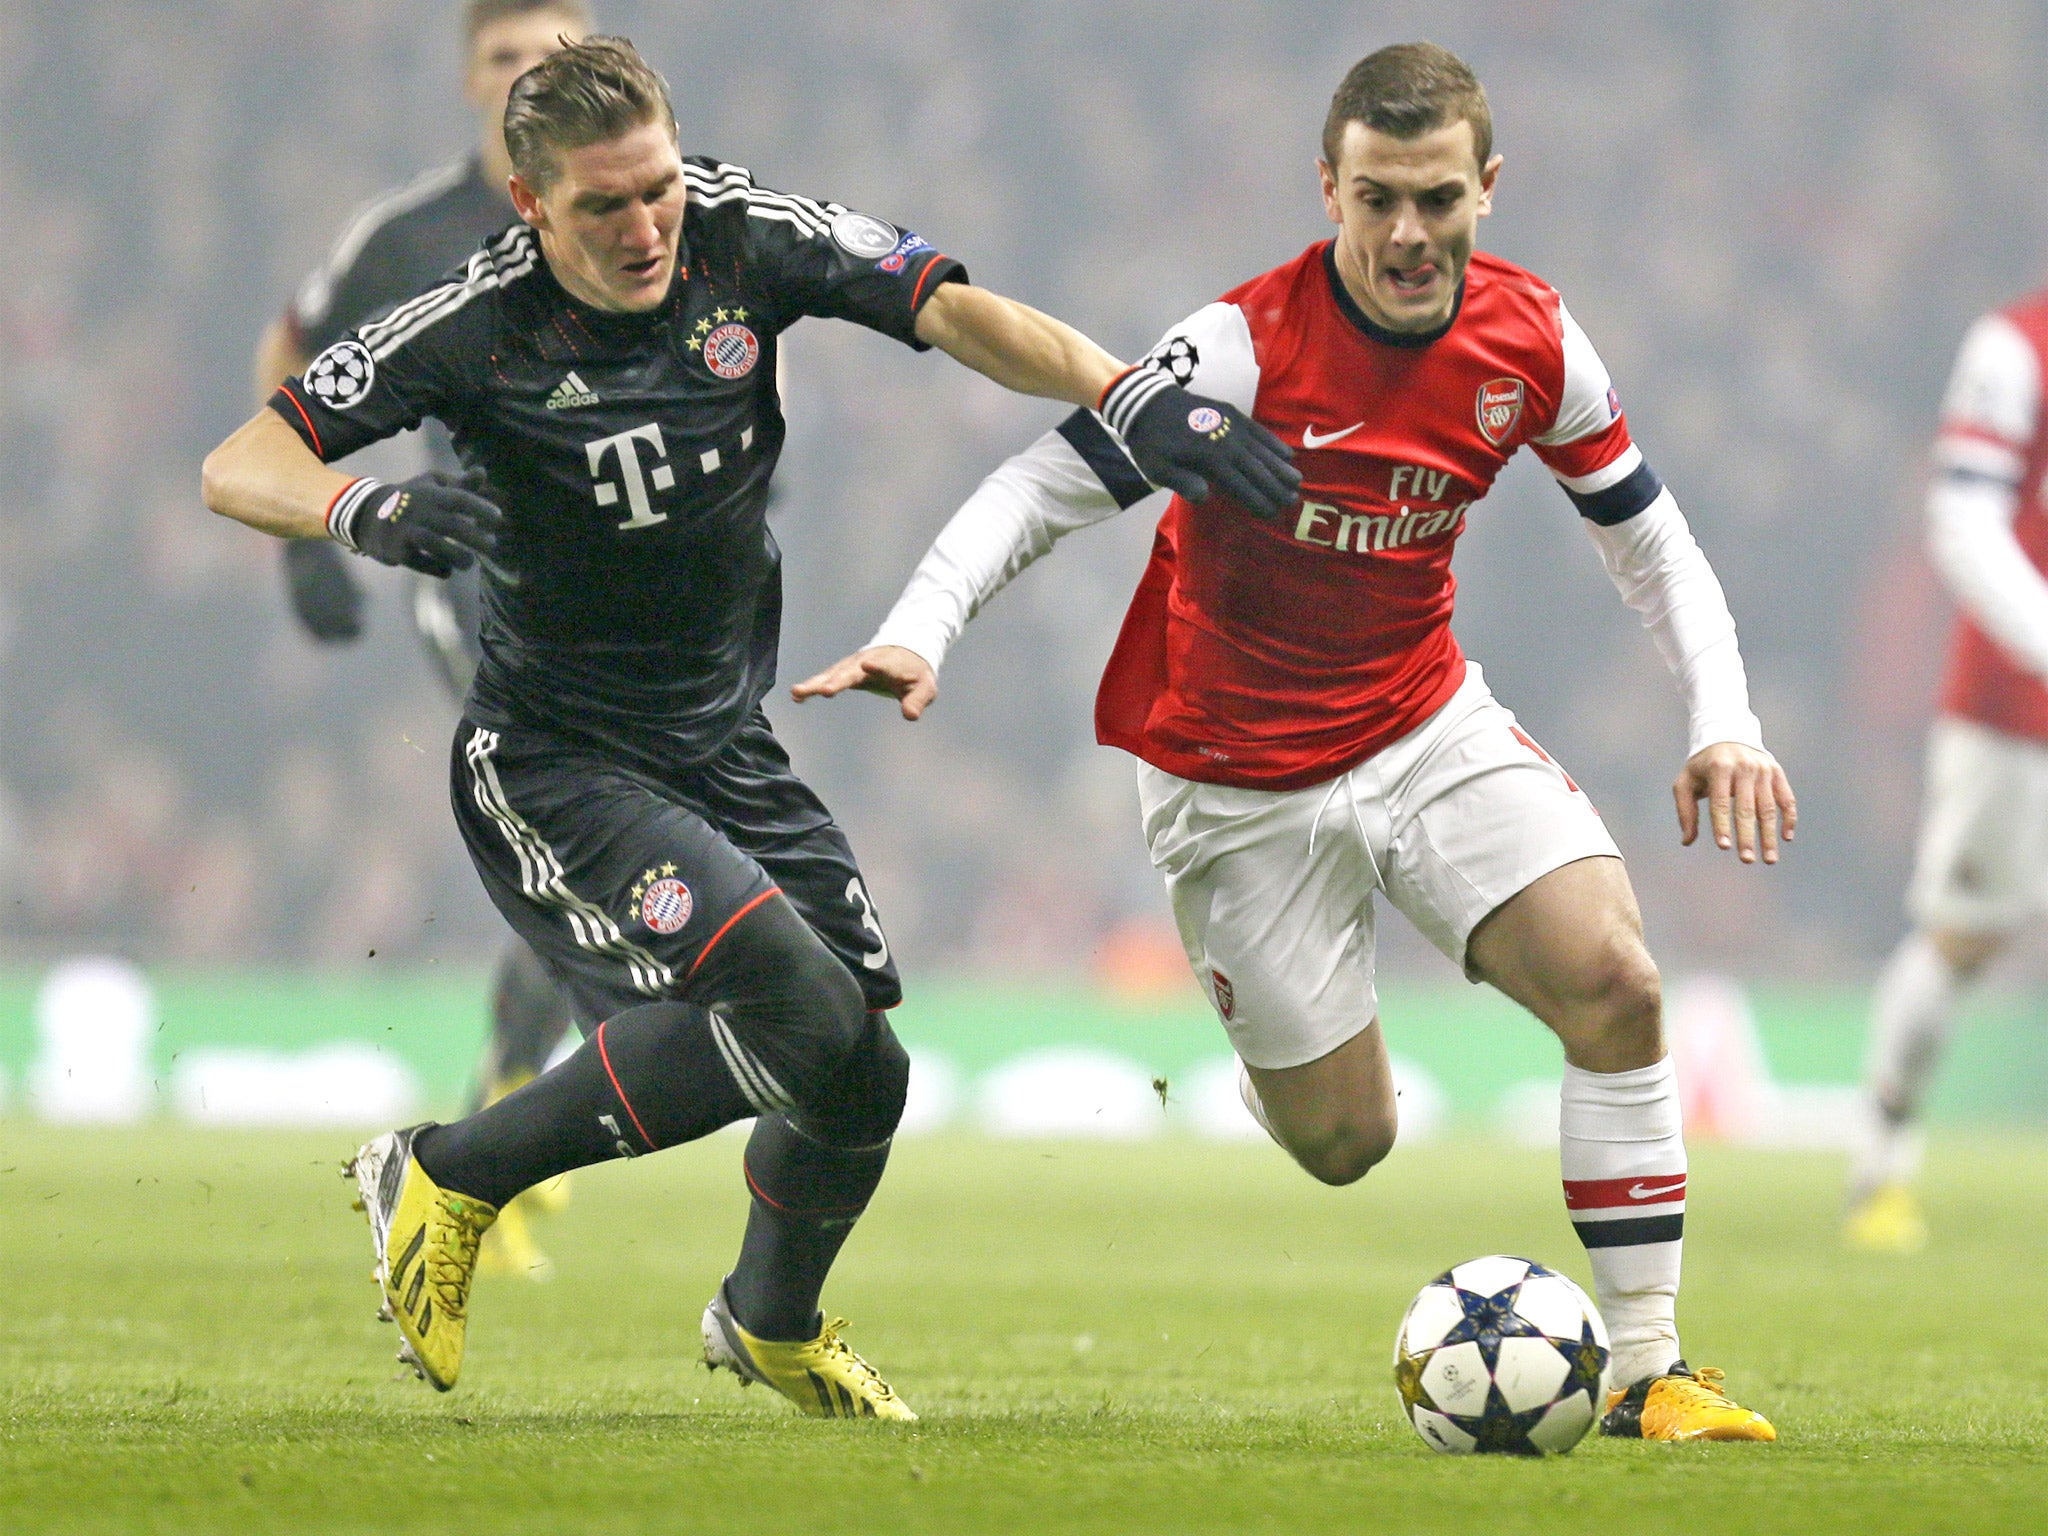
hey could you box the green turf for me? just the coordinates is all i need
[1,1125,2043,1534]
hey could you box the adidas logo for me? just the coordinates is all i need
[545,371,600,410]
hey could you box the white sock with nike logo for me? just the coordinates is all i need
[1559,1056,1685,1387]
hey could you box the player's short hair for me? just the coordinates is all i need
[1322,43,1494,172]
[464,0,591,48]
[503,35,678,193]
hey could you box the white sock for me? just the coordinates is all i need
[1849,934,1959,1199]
[1560,1056,1685,1388]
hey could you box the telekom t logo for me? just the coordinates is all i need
[586,423,676,530]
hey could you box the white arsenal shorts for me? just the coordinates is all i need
[1137,664,1621,1070]
[1907,716,2048,934]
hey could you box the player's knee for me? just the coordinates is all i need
[1288,1110,1397,1187]
[802,1011,909,1148]
[1579,940,1662,1062]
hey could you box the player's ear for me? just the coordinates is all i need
[508,172,548,230]
[1475,154,1503,217]
[1317,158,1341,225]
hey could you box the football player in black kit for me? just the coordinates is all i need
[254,0,593,1281]
[203,36,1299,1416]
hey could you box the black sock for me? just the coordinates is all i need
[726,1114,892,1341]
[415,1000,753,1207]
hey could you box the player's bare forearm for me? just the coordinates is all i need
[201,407,352,540]
[791,645,938,721]
[914,283,1123,408]
[1672,741,1798,866]
[253,317,309,407]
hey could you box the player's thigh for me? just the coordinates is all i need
[1137,762,1380,1070]
[1381,691,1621,970]
[684,715,901,1012]
[450,720,779,1022]
[1907,719,2048,937]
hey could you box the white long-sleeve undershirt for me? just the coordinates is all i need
[1579,490,1764,755]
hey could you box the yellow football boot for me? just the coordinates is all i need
[1844,1183,1928,1254]
[347,1125,496,1391]
[1600,1363,1776,1442]
[476,1192,554,1281]
[701,1285,916,1420]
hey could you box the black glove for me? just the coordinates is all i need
[1099,368,1301,519]
[282,537,366,642]
[326,472,504,578]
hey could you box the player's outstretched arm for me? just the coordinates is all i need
[913,284,1300,519]
[1578,490,1796,865]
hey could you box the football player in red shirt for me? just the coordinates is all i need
[1844,293,2048,1251]
[799,43,1793,1443]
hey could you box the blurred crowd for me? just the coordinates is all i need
[3,0,2047,982]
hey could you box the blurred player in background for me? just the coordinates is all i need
[204,37,1292,1415]
[1845,289,2048,1251]
[803,43,1794,1442]
[253,0,592,1279]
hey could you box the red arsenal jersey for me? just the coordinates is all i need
[1090,242,1655,790]
[1932,290,2048,742]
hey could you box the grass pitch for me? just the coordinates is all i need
[1,1123,2043,1535]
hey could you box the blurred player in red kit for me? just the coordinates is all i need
[802,43,1794,1442]
[1845,286,2048,1250]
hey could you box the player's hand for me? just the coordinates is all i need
[791,645,938,720]
[328,473,504,578]
[1674,742,1797,865]
[282,537,366,642]
[1101,371,1301,519]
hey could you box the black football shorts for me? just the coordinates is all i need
[450,709,901,1030]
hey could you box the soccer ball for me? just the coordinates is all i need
[1392,1255,1611,1456]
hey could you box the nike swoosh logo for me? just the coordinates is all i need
[1627,1180,1685,1200]
[1302,422,1364,448]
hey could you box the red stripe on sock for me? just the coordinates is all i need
[1563,1174,1686,1210]
[743,1158,870,1217]
[594,1019,659,1152]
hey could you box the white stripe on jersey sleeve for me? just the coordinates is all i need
[1933,313,2037,482]
[1532,299,1616,448]
[1582,490,1765,755]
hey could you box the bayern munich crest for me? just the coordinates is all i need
[632,867,694,935]
[1475,376,1525,446]
[702,323,760,380]
[1187,406,1225,434]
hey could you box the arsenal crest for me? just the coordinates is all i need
[1211,969,1236,1020]
[1475,377,1525,446]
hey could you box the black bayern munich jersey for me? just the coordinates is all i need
[270,157,966,767]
